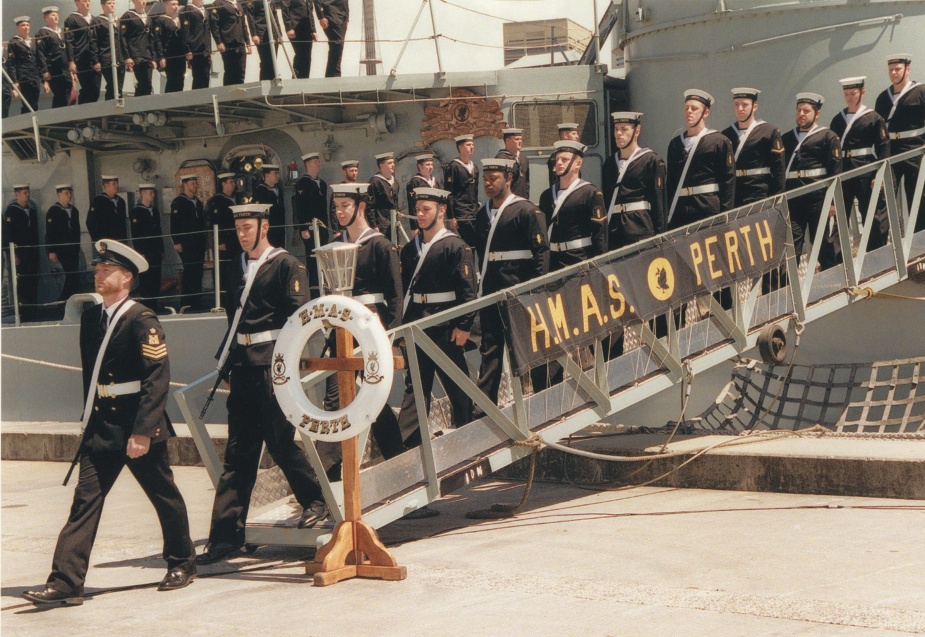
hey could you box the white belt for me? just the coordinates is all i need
[736,167,771,177]
[412,291,457,304]
[236,329,280,346]
[679,183,719,196]
[353,293,385,305]
[96,380,141,398]
[787,168,827,179]
[612,201,651,213]
[890,126,925,140]
[550,237,593,252]
[844,147,875,158]
[488,250,532,262]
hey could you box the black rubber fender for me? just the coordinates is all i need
[758,322,788,365]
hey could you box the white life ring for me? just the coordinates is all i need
[273,295,393,443]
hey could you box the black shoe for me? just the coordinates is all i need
[158,563,196,591]
[21,586,84,606]
[195,542,244,565]
[402,505,440,520]
[298,500,329,528]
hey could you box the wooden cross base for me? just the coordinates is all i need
[302,325,406,587]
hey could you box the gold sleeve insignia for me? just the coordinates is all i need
[464,264,470,276]
[592,206,606,221]
[881,128,887,139]
[834,147,841,158]
[293,279,301,293]
[142,343,168,360]
[47,217,52,223]
[657,176,663,188]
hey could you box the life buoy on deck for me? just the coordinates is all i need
[273,296,393,443]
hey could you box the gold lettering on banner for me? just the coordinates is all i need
[690,242,705,286]
[755,219,774,262]
[724,230,743,275]
[607,274,625,319]
[547,294,570,344]
[739,225,756,266]
[704,236,723,281]
[528,304,552,352]
[580,284,606,332]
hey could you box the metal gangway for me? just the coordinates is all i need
[175,148,925,547]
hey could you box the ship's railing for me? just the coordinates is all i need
[174,147,923,546]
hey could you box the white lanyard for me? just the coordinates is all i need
[667,128,713,225]
[785,124,828,175]
[477,193,524,297]
[839,106,870,148]
[81,298,136,427]
[547,178,588,238]
[607,147,652,222]
[215,246,284,371]
[888,81,918,122]
[402,227,451,315]
[733,120,764,162]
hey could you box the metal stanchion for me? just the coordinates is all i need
[107,14,122,106]
[212,225,222,311]
[263,0,282,86]
[9,244,21,326]
[311,218,325,295]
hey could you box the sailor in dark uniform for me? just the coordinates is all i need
[397,187,476,452]
[445,134,481,248]
[318,183,405,480]
[475,158,549,408]
[875,53,925,233]
[3,184,40,320]
[2,49,13,118]
[252,163,287,248]
[22,240,196,605]
[831,77,891,249]
[154,0,186,93]
[208,0,253,86]
[180,0,211,89]
[87,175,128,242]
[496,128,530,199]
[328,159,359,230]
[782,92,842,266]
[667,89,736,230]
[36,7,72,108]
[170,175,207,309]
[292,152,328,295]
[130,184,164,309]
[92,1,125,102]
[406,153,440,232]
[282,0,320,79]
[602,112,666,249]
[7,16,48,113]
[244,0,281,81]
[206,172,240,311]
[368,151,400,241]
[547,122,580,184]
[64,2,101,104]
[45,184,83,302]
[722,88,786,206]
[316,0,347,78]
[120,0,158,96]
[197,203,328,564]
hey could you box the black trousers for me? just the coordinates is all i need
[76,65,100,103]
[49,73,72,107]
[301,237,325,298]
[397,324,473,448]
[138,260,161,310]
[14,250,39,321]
[132,61,154,96]
[840,174,888,252]
[221,48,246,85]
[206,365,323,545]
[256,40,277,80]
[164,58,186,93]
[789,191,838,270]
[323,20,346,77]
[178,248,204,308]
[47,442,195,594]
[895,158,924,233]
[100,65,125,101]
[476,305,506,406]
[57,246,82,301]
[190,54,211,89]
[17,81,40,113]
[291,35,312,78]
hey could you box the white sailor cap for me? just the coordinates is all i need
[684,89,714,108]
[796,92,825,108]
[217,172,236,181]
[340,159,360,169]
[731,87,761,100]
[501,128,523,137]
[415,153,435,163]
[13,183,31,191]
[14,16,31,24]
[839,76,866,89]
[138,183,156,191]
[261,163,280,172]
[552,140,586,156]
[42,6,60,14]
[374,151,395,162]
[180,174,198,183]
[93,239,149,275]
[481,158,516,172]
[454,134,474,144]
[101,175,119,182]
[887,53,912,65]
[557,122,579,131]
[412,187,450,204]
[230,203,271,220]
[300,152,320,162]
[55,183,73,191]
[611,111,643,125]
[330,183,370,197]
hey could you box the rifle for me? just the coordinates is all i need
[63,426,90,486]
[200,358,232,420]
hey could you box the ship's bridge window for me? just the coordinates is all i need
[511,100,598,150]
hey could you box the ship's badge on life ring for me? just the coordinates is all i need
[272,353,289,386]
